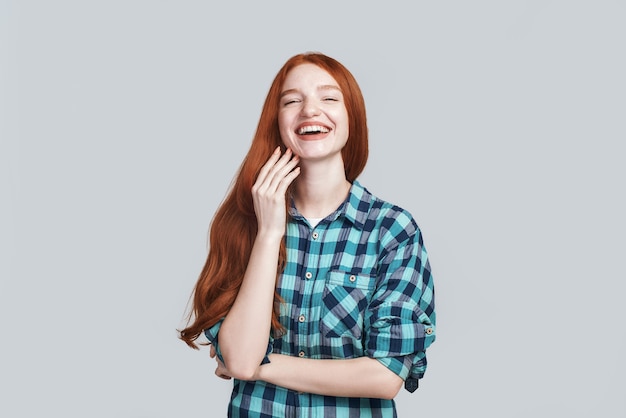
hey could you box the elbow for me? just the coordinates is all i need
[221,356,260,381]
[379,375,404,400]
[228,367,258,381]
[219,342,267,381]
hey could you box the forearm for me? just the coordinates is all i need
[256,354,403,400]
[217,148,300,379]
[218,232,282,378]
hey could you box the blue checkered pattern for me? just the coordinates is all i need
[205,181,435,417]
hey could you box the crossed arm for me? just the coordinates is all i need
[211,348,403,400]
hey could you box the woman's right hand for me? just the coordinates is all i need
[251,147,300,238]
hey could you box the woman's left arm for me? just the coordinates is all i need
[211,348,402,399]
[257,354,403,399]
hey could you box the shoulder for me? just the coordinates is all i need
[354,182,421,246]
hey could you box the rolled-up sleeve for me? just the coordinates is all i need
[364,218,436,386]
[204,320,274,366]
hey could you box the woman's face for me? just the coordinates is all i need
[278,64,349,162]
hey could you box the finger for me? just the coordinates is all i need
[272,151,300,181]
[254,146,282,187]
[275,165,301,196]
[263,152,300,194]
[256,148,295,191]
[215,368,232,380]
[209,345,216,358]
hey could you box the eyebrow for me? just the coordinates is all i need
[279,84,342,98]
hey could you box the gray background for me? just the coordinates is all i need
[2,1,625,417]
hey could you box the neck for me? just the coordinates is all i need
[292,158,352,218]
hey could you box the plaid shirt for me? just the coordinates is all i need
[206,181,436,418]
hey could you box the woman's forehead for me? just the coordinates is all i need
[281,64,341,92]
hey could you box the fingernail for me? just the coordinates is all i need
[274,146,280,154]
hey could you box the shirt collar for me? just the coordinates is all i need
[288,180,372,230]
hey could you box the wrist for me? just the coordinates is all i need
[255,229,285,244]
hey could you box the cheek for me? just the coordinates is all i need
[277,115,288,142]
[277,113,286,129]
[336,111,350,140]
[278,112,292,133]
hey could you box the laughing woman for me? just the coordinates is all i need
[179,52,436,418]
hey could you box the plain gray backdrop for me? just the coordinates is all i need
[2,1,625,417]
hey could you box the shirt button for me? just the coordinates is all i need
[305,272,312,279]
[312,232,319,240]
[298,350,305,357]
[425,328,434,335]
[349,275,356,283]
[298,315,306,323]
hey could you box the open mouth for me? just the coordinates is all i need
[297,125,331,135]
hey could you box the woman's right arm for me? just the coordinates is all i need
[216,147,299,380]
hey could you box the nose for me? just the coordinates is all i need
[301,98,321,117]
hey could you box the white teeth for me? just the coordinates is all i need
[298,125,330,134]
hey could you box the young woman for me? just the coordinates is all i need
[180,52,436,417]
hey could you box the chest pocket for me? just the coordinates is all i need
[320,271,375,340]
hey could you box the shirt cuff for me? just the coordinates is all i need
[375,354,427,393]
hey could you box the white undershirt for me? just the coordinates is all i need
[305,217,324,228]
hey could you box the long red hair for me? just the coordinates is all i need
[179,52,369,348]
